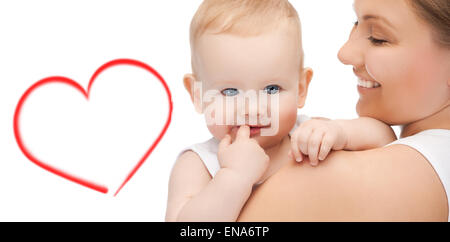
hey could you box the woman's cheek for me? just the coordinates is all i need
[365,50,398,87]
[404,53,450,121]
[365,48,444,123]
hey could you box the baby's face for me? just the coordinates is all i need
[193,24,307,149]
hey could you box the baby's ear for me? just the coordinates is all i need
[183,74,203,113]
[297,67,313,108]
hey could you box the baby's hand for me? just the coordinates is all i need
[218,125,270,185]
[289,119,347,166]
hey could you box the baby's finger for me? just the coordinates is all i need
[218,134,231,152]
[318,133,334,161]
[290,132,303,162]
[236,125,250,141]
[297,127,313,156]
[308,130,324,166]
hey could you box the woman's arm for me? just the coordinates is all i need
[238,145,448,221]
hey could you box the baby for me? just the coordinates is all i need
[165,0,396,222]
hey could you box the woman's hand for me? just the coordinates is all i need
[289,119,348,166]
[218,125,270,185]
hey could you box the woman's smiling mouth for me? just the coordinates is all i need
[357,77,381,89]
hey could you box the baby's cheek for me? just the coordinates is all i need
[204,102,229,140]
[204,96,238,126]
[269,94,298,135]
[280,106,298,133]
[281,94,298,114]
[206,124,229,141]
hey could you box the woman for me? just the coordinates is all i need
[237,0,450,221]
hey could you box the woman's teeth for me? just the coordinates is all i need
[357,78,381,88]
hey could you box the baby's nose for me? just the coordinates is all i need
[245,99,257,115]
[237,96,267,125]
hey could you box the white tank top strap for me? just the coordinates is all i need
[178,138,221,177]
[387,129,450,221]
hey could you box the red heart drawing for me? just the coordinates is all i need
[13,59,173,196]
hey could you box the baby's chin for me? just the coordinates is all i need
[250,135,284,149]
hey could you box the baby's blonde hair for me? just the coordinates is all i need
[189,0,303,71]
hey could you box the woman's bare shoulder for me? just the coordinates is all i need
[238,145,448,221]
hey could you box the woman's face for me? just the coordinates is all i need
[338,0,450,125]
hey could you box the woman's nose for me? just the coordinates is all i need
[337,32,364,67]
[338,41,352,65]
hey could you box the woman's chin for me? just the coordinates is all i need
[356,99,378,118]
[356,100,365,115]
[356,101,397,125]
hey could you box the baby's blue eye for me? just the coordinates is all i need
[264,85,280,94]
[221,88,239,96]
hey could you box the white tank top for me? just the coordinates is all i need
[177,114,311,178]
[387,129,450,221]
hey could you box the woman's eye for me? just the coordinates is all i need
[264,85,281,95]
[351,21,359,31]
[221,88,239,96]
[368,36,388,46]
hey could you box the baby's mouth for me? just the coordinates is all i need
[231,124,271,136]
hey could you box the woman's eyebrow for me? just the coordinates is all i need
[363,14,396,30]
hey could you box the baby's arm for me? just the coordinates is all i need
[289,117,396,166]
[165,151,254,222]
[165,126,269,222]
[334,117,397,150]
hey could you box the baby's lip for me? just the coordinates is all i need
[249,124,271,129]
[232,124,271,129]
[230,124,271,137]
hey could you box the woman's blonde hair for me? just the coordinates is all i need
[408,0,450,48]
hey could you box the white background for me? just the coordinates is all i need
[0,0,363,221]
